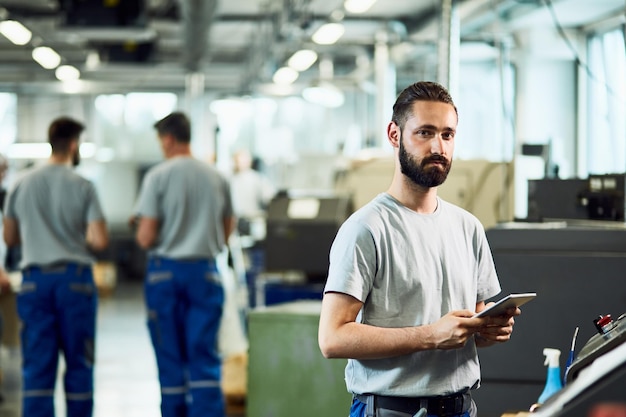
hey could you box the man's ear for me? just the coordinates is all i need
[387,121,401,148]
[69,138,80,153]
[160,133,174,148]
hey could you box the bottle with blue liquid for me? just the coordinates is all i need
[538,347,563,404]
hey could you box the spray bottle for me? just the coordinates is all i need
[537,348,563,404]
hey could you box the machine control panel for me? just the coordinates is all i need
[565,312,626,382]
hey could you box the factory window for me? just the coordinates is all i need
[0,93,17,153]
[457,60,516,163]
[586,27,626,175]
[93,92,177,162]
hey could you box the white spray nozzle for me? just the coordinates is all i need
[543,348,561,367]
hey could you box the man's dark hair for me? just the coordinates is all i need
[48,116,84,154]
[154,112,191,144]
[391,81,458,130]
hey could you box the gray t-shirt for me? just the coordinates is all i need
[4,164,105,268]
[134,156,233,259]
[324,193,501,397]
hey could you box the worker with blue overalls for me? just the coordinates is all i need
[3,116,109,417]
[132,112,235,417]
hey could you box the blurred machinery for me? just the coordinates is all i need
[257,192,354,306]
[532,313,626,417]
[246,301,350,417]
[565,313,626,383]
[335,156,514,229]
[474,172,626,415]
[527,174,626,223]
[583,174,626,221]
[265,192,354,280]
[475,224,626,415]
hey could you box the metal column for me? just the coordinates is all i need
[184,72,212,161]
[437,0,460,97]
[374,29,397,148]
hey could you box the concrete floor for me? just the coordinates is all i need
[0,281,244,417]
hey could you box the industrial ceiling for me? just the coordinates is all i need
[0,0,623,95]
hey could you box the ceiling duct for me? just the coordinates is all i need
[62,0,146,27]
[178,0,218,73]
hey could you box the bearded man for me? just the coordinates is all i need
[318,81,520,417]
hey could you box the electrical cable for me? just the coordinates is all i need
[542,0,622,101]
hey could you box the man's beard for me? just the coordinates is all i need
[398,135,451,188]
[72,149,80,167]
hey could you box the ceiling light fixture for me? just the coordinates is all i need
[272,66,299,85]
[312,23,345,45]
[0,20,32,45]
[61,79,83,94]
[85,51,101,70]
[287,49,318,72]
[302,82,345,108]
[32,46,61,69]
[55,65,81,81]
[79,142,96,158]
[344,0,377,14]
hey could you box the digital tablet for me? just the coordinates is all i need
[472,292,537,318]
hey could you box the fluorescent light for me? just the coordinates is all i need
[85,51,101,69]
[312,23,345,45]
[6,142,97,159]
[272,66,299,85]
[7,143,51,159]
[55,65,80,81]
[61,79,84,94]
[79,143,96,158]
[96,147,115,162]
[287,49,318,72]
[32,46,62,69]
[302,83,345,108]
[344,0,376,14]
[209,98,247,115]
[0,20,32,45]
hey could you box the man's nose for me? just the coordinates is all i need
[430,134,445,154]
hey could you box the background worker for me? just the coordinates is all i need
[230,149,276,239]
[318,81,519,417]
[132,112,235,417]
[3,116,108,417]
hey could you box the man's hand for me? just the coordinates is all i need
[476,307,520,346]
[430,310,485,350]
[0,268,11,294]
[128,215,139,230]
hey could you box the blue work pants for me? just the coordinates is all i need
[17,263,97,417]
[145,257,225,417]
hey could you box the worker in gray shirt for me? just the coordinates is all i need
[318,82,518,417]
[3,116,108,417]
[132,111,235,417]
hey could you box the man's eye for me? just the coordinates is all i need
[417,130,434,137]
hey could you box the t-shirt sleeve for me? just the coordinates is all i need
[3,185,18,220]
[324,218,377,303]
[134,171,160,219]
[475,226,501,302]
[86,182,106,222]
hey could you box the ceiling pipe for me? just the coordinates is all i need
[388,0,535,77]
[178,0,218,73]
